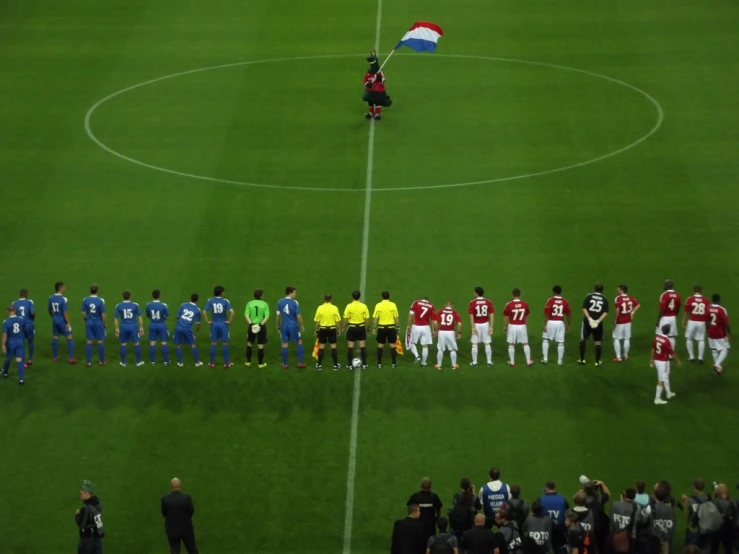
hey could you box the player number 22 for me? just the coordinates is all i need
[181,310,194,322]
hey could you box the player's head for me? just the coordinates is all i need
[324,293,333,303]
[594,282,604,293]
[712,293,721,304]
[7,304,16,315]
[512,288,521,298]
[254,288,264,299]
[421,296,429,301]
[190,293,199,303]
[351,290,361,300]
[122,290,131,300]
[661,323,671,335]
[19,288,28,298]
[618,284,628,294]
[474,286,484,297]
[152,289,161,300]
[213,286,225,297]
[381,290,390,300]
[664,279,673,290]
[445,300,453,308]
[54,281,65,293]
[285,286,296,297]
[693,285,702,293]
[552,285,562,295]
[90,285,98,295]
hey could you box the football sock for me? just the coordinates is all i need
[257,349,264,363]
[120,345,127,364]
[52,339,59,358]
[523,345,532,363]
[485,345,492,363]
[331,349,338,364]
[471,345,478,364]
[409,343,419,358]
[134,345,141,364]
[85,343,92,364]
[2,357,10,373]
[669,337,676,351]
[437,350,443,366]
[28,341,34,361]
[176,347,183,364]
[711,349,717,364]
[360,347,367,364]
[716,350,728,367]
[655,384,663,400]
[162,344,170,364]
[209,345,216,364]
[317,349,324,364]
[623,339,630,358]
[451,351,458,366]
[223,345,230,365]
[347,348,354,366]
[368,106,374,115]
[246,345,253,362]
[508,345,515,364]
[67,339,75,359]
[149,345,156,363]
[698,341,705,360]
[421,347,429,365]
[686,340,695,360]
[375,106,382,116]
[542,340,549,361]
[579,340,586,361]
[595,344,602,363]
[296,344,304,363]
[613,340,621,359]
[281,347,288,365]
[557,343,565,364]
[390,349,397,364]
[192,347,200,363]
[377,347,383,364]
[97,343,105,362]
[664,378,672,395]
[17,359,25,381]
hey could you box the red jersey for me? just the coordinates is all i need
[409,299,435,326]
[436,308,461,331]
[614,294,640,324]
[468,297,494,324]
[659,290,681,317]
[652,334,674,361]
[544,296,571,321]
[685,294,710,322]
[707,305,729,339]
[503,299,530,325]
[363,71,386,92]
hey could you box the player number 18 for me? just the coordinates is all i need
[475,305,488,318]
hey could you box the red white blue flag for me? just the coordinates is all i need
[395,22,444,52]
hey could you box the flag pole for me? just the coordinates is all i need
[377,48,396,73]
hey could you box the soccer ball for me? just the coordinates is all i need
[352,358,362,369]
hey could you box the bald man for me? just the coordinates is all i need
[462,514,499,554]
[161,478,198,554]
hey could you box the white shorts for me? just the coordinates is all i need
[471,322,492,344]
[613,323,632,340]
[543,320,565,343]
[506,324,529,344]
[437,330,458,352]
[654,360,670,381]
[708,338,730,351]
[685,321,706,341]
[411,324,433,346]
[657,316,677,337]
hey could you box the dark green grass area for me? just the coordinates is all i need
[1,0,738,552]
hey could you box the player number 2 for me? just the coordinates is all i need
[709,313,717,326]
[89,304,97,314]
[475,305,488,318]
[692,303,706,315]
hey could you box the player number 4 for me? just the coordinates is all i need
[668,299,676,311]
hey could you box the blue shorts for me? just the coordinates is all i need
[210,322,230,342]
[148,325,169,342]
[52,320,72,337]
[119,326,140,344]
[86,321,106,341]
[280,325,301,343]
[23,323,35,341]
[6,340,24,359]
[174,328,195,345]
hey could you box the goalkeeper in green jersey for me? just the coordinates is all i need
[245,288,270,367]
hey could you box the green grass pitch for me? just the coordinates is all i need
[1,0,738,552]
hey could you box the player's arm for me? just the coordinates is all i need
[1,331,6,353]
[614,304,621,326]
[275,309,281,332]
[245,304,252,325]
[29,305,35,321]
[671,346,681,365]
[597,303,608,323]
[681,304,689,327]
[488,310,494,335]
[469,313,476,334]
[194,313,201,337]
[582,308,591,320]
[261,304,270,326]
[456,318,462,338]
[137,313,144,335]
[114,311,121,336]
[631,302,641,318]
[297,314,304,331]
[503,313,510,333]
[227,306,235,325]
[63,304,71,327]
[203,304,211,325]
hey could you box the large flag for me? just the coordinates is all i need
[395,22,444,52]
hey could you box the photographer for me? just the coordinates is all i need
[680,479,712,554]
[650,485,677,554]
[572,492,597,553]
[449,478,482,539]
[539,481,569,554]
[580,479,611,554]
[711,484,735,554]
[524,501,553,554]
[75,480,104,554]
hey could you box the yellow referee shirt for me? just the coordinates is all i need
[343,301,370,325]
[373,300,399,326]
[314,303,341,328]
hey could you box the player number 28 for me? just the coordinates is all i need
[692,303,706,315]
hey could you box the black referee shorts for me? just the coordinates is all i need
[580,319,604,342]
[247,324,268,345]
[346,325,367,342]
[376,326,397,344]
[317,327,337,345]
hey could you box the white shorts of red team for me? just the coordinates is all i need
[543,320,565,343]
[685,321,706,341]
[708,338,730,351]
[437,330,458,352]
[613,323,632,340]
[657,316,677,337]
[654,360,671,381]
[506,324,529,344]
[471,322,492,344]
[410,324,433,346]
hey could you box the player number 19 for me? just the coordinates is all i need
[213,304,224,314]
[440,313,454,326]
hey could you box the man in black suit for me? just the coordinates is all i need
[462,514,499,554]
[161,477,199,554]
[392,504,426,554]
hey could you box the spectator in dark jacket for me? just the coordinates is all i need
[392,504,426,554]
[408,477,443,542]
[711,484,735,554]
[463,514,499,554]
[75,480,103,554]
[681,479,712,554]
[161,477,198,554]
[450,478,482,539]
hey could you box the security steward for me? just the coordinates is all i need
[372,290,400,368]
[343,290,370,369]
[314,293,342,370]
[75,480,104,554]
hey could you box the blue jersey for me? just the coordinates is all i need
[82,296,106,321]
[115,301,141,327]
[276,297,300,327]
[176,302,201,329]
[12,299,35,324]
[48,294,68,321]
[146,301,170,324]
[3,315,26,343]
[204,297,232,322]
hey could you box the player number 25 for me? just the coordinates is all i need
[589,299,603,312]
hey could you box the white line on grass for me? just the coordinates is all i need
[342,1,383,552]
